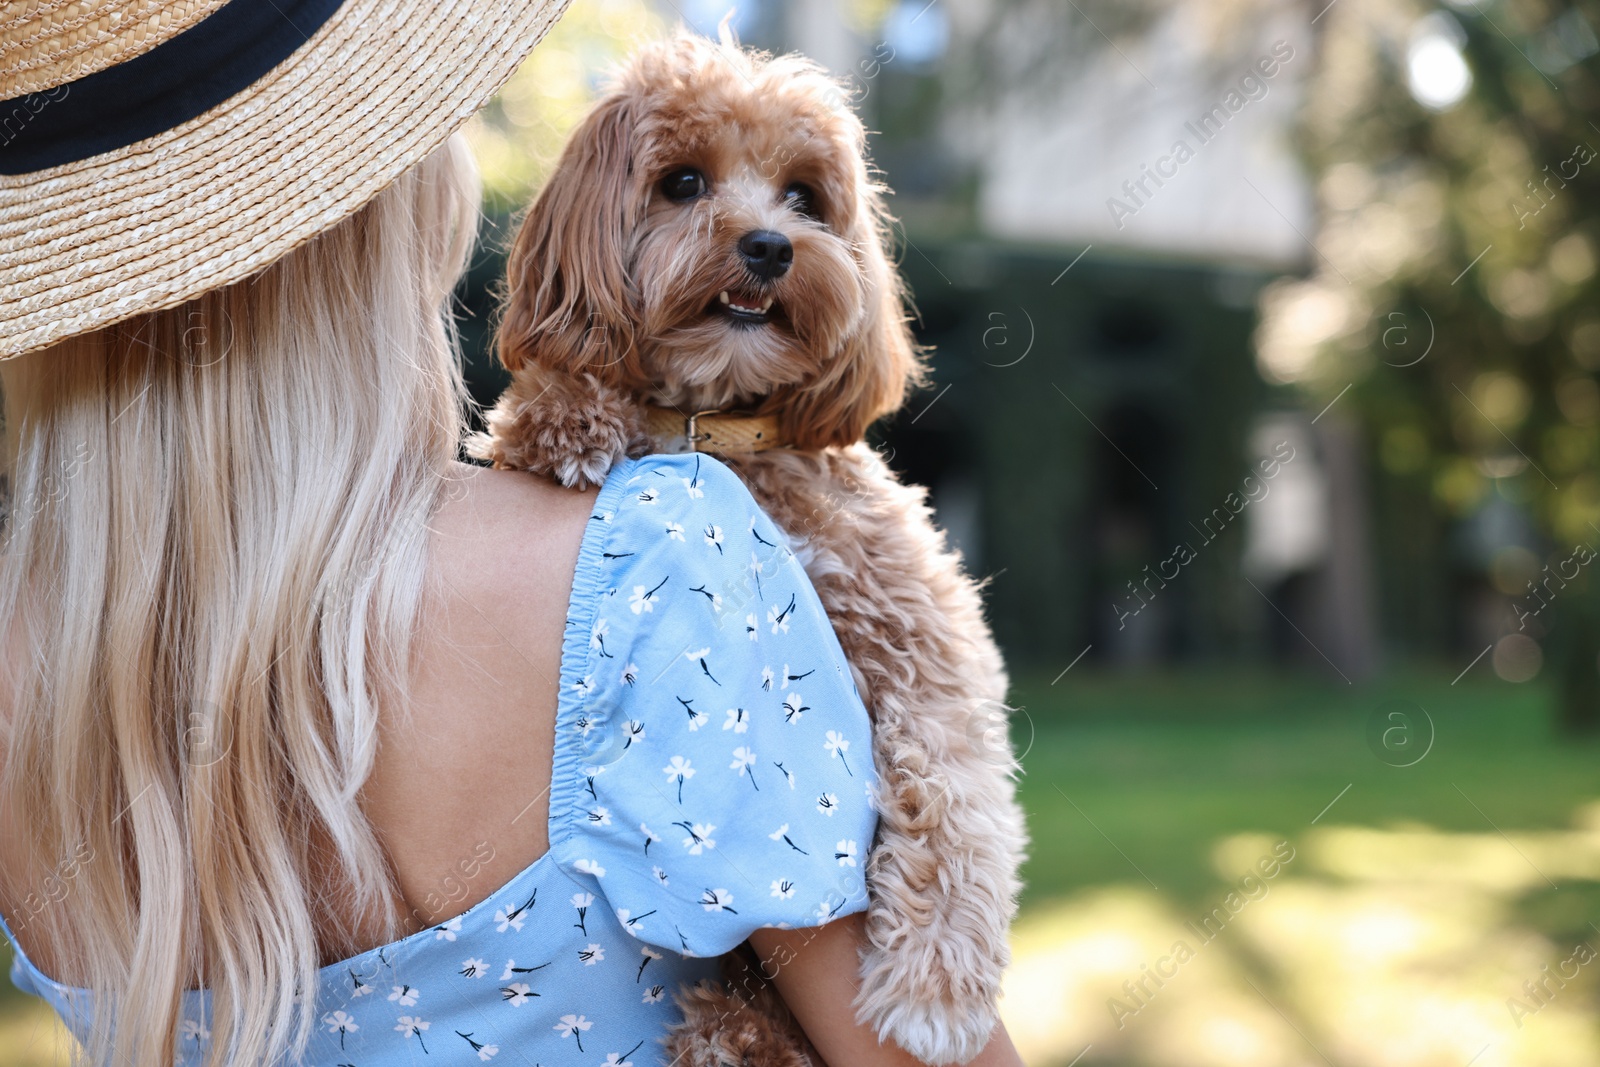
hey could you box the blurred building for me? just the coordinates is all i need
[858,0,1376,675]
[457,0,1386,677]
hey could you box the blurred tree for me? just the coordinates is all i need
[465,0,667,215]
[1256,0,1600,729]
[452,0,666,417]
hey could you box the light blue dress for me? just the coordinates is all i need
[0,453,878,1065]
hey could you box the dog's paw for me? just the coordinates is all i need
[853,917,1008,1066]
[553,447,626,491]
[861,997,999,1066]
[477,369,644,487]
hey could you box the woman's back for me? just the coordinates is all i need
[361,463,594,949]
[0,5,1024,1060]
[0,453,879,1064]
[0,463,589,960]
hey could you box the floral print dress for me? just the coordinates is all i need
[0,453,879,1065]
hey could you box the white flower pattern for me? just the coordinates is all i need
[8,455,876,1067]
[322,1011,356,1049]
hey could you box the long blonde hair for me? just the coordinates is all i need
[0,133,480,1066]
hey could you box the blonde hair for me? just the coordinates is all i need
[0,133,480,1066]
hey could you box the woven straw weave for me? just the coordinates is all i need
[1,1,227,98]
[0,0,573,359]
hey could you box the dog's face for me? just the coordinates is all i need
[500,34,920,450]
[630,75,865,409]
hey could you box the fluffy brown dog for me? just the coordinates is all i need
[472,32,1026,1065]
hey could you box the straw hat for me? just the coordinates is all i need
[0,0,573,360]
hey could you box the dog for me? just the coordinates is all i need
[472,31,1027,1065]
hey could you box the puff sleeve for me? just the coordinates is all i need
[548,453,878,958]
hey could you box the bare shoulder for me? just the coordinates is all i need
[410,459,599,741]
[428,461,598,589]
[409,456,600,726]
[363,462,600,934]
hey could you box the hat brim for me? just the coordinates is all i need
[0,0,573,360]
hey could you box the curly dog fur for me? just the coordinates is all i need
[662,948,819,1067]
[472,31,1027,1065]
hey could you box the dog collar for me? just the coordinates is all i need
[643,406,786,454]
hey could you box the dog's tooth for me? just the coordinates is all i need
[719,291,730,305]
[760,299,773,312]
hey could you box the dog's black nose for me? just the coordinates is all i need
[738,230,793,281]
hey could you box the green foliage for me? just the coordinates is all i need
[1273,0,1600,535]
[1258,1,1600,701]
[465,0,667,215]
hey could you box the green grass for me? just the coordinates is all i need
[1012,667,1600,910]
[2,666,1596,1065]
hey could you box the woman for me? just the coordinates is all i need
[0,2,1023,1065]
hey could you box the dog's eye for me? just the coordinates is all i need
[783,183,819,219]
[660,168,707,202]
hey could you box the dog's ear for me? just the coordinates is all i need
[775,194,925,450]
[498,93,641,384]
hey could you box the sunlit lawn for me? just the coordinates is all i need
[1004,667,1600,1067]
[1016,669,1600,904]
[0,668,1595,1065]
